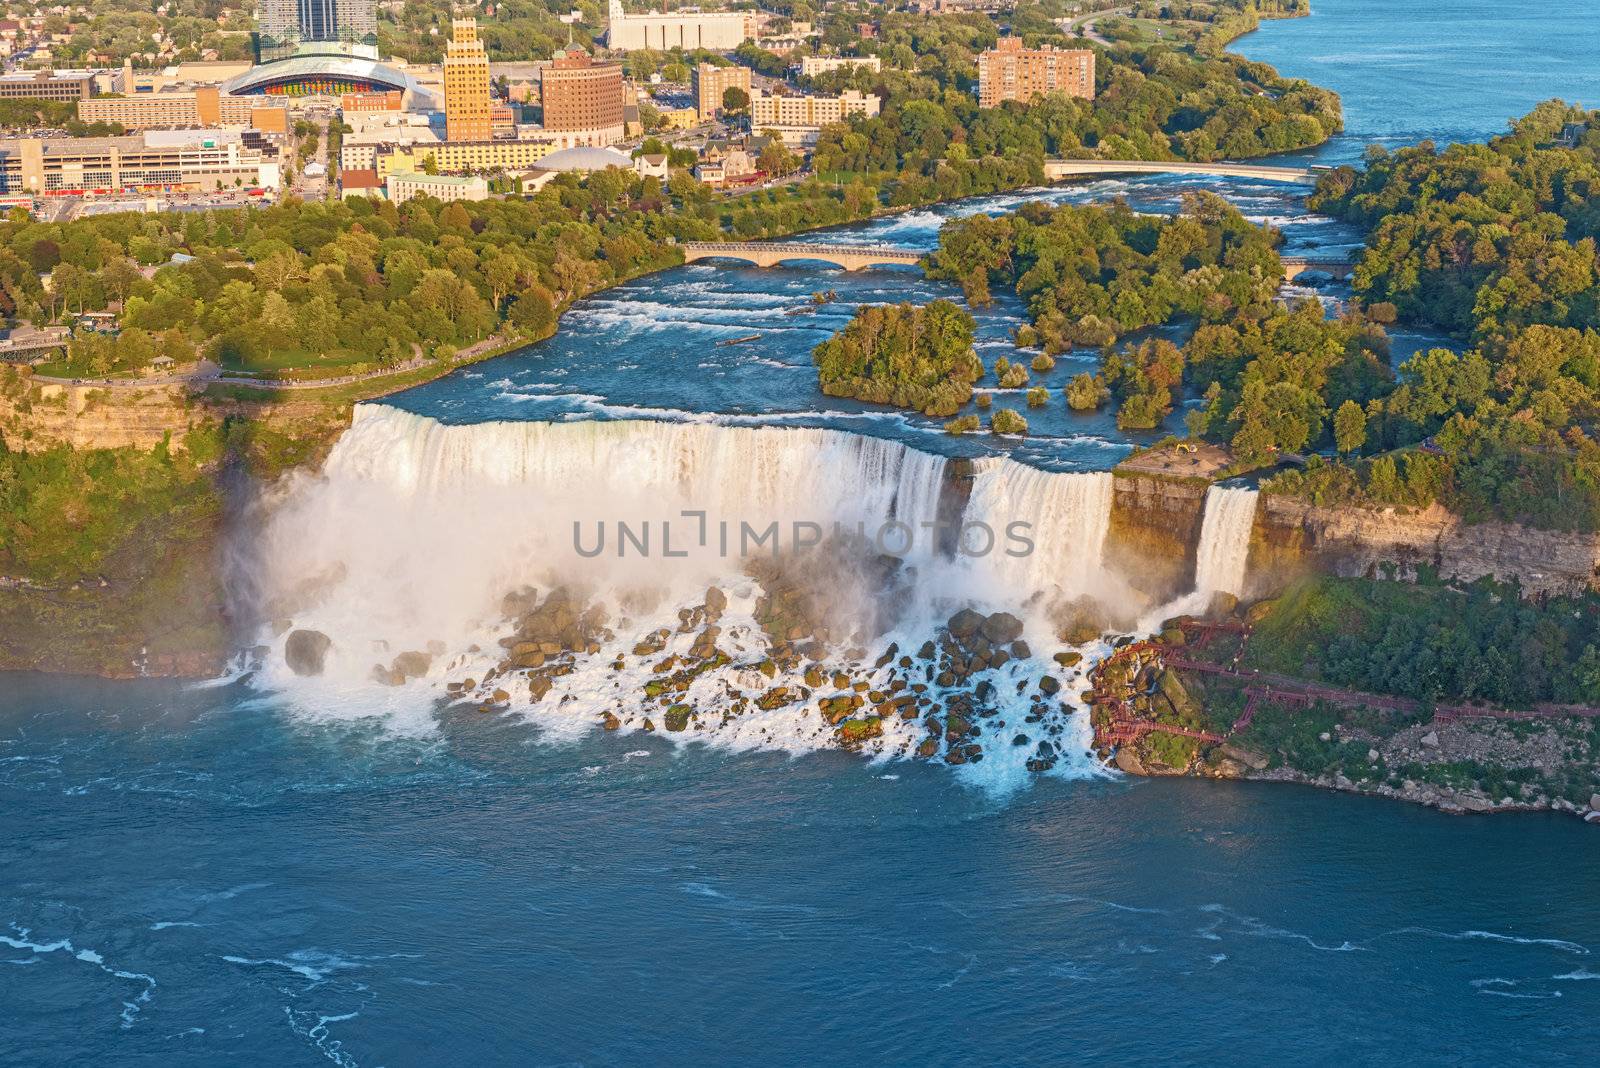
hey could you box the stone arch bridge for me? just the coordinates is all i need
[679,241,924,271]
[680,241,1351,281]
[1043,159,1322,184]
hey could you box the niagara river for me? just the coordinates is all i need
[5,1,1600,1064]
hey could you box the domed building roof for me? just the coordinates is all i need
[223,54,435,109]
[534,145,634,172]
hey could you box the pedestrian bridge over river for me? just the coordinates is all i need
[679,241,924,271]
[1281,256,1356,280]
[1043,159,1320,184]
[681,240,1355,281]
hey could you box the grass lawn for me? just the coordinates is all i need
[218,347,374,374]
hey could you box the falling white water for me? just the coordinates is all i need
[248,405,951,677]
[237,405,1121,791]
[960,460,1114,601]
[1192,486,1259,599]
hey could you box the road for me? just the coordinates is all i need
[289,115,331,202]
[1063,5,1130,46]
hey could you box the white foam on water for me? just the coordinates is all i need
[1,928,157,1028]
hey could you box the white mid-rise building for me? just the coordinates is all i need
[750,88,881,126]
[386,171,488,204]
[605,0,756,51]
[799,55,881,77]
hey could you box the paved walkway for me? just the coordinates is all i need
[22,335,515,393]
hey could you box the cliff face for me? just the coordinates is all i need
[1105,473,1207,602]
[1253,496,1600,595]
[0,372,210,451]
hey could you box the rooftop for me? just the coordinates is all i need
[0,68,94,82]
[387,172,484,186]
[531,144,633,172]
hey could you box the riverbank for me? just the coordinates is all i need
[1084,584,1600,821]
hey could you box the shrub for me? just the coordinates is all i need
[1026,386,1049,407]
[990,408,1028,435]
[997,360,1029,388]
[944,414,980,434]
[1065,372,1110,410]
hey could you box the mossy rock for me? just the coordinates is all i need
[1246,598,1278,625]
[837,716,883,746]
[664,704,692,732]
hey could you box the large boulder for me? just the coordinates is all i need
[981,612,1024,645]
[391,650,433,679]
[947,608,984,639]
[284,629,332,676]
[1221,744,1269,771]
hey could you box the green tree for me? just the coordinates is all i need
[1333,399,1368,455]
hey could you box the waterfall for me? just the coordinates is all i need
[241,405,1122,789]
[250,406,954,676]
[960,460,1114,599]
[323,405,949,532]
[1192,486,1259,598]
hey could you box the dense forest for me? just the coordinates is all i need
[808,38,1340,179]
[1268,102,1600,528]
[0,177,689,377]
[1250,575,1600,707]
[928,195,1298,431]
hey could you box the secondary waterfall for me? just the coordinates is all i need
[1192,486,1259,598]
[960,460,1115,601]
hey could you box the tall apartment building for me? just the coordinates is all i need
[692,62,751,121]
[606,0,754,51]
[976,37,1095,108]
[257,0,379,62]
[443,17,492,143]
[540,50,625,143]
